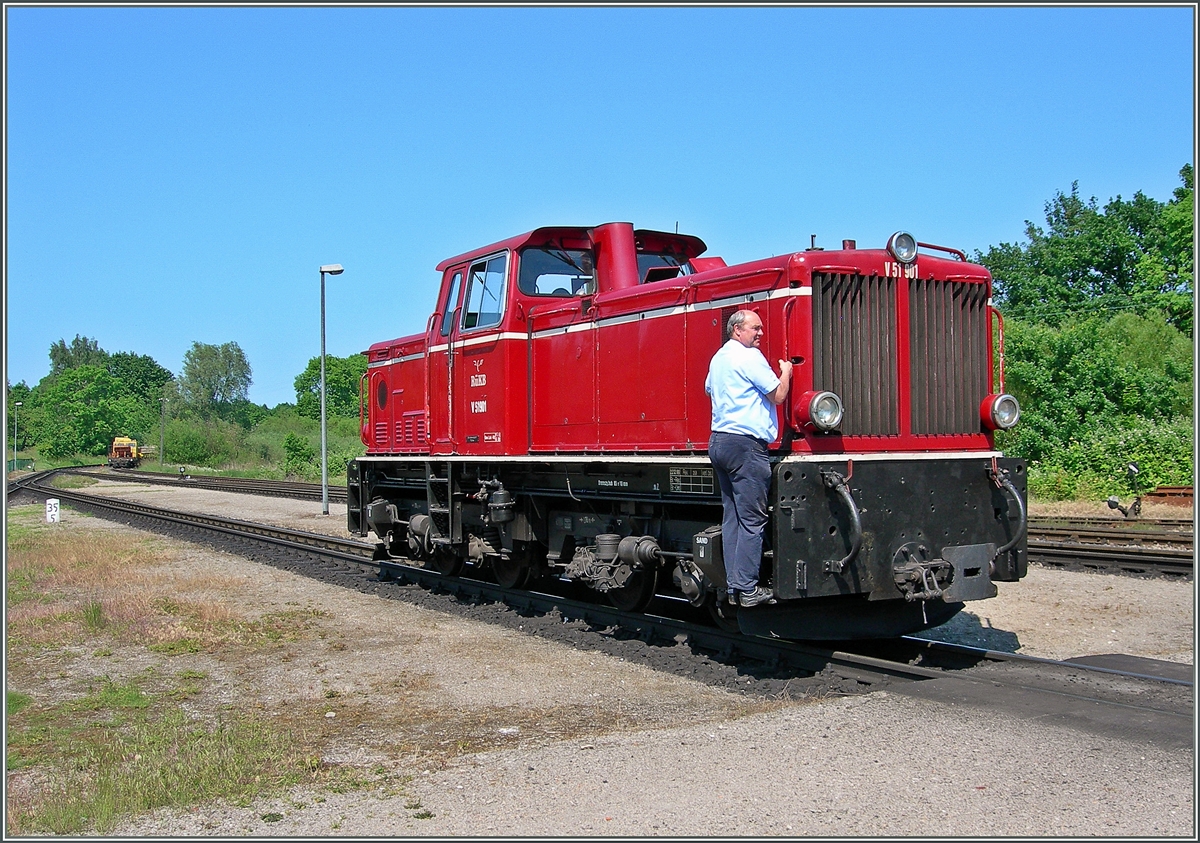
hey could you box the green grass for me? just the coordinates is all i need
[9,407,365,482]
[5,670,377,835]
[5,566,41,607]
[12,450,105,472]
[82,600,106,631]
[146,639,203,656]
[7,691,34,717]
[48,473,98,489]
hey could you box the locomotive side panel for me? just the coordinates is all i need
[595,281,691,449]
[530,302,598,451]
[683,269,791,450]
[363,338,428,453]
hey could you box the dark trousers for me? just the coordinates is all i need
[708,431,770,594]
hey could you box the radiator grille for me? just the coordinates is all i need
[373,422,389,446]
[909,279,989,434]
[811,273,899,435]
[397,411,427,446]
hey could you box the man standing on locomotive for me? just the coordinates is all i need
[705,309,792,608]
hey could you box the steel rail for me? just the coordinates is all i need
[1028,525,1192,547]
[1033,514,1194,529]
[22,469,1195,582]
[899,637,1193,687]
[67,466,349,504]
[1028,539,1193,578]
[71,468,1198,541]
[16,479,955,687]
[16,478,1193,707]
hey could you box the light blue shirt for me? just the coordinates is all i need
[705,339,781,442]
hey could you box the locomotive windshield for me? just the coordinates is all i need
[518,247,595,297]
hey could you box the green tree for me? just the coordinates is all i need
[978,165,1194,335]
[293,354,368,420]
[49,335,109,375]
[8,380,32,405]
[7,380,32,452]
[179,341,252,419]
[106,352,175,404]
[32,366,154,458]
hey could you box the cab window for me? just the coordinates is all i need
[518,247,595,297]
[440,271,463,336]
[638,252,693,284]
[462,254,508,331]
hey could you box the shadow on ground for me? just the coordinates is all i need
[909,610,1022,653]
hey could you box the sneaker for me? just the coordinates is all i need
[738,586,777,607]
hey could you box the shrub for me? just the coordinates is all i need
[282,433,317,480]
[1026,416,1193,500]
[164,419,240,467]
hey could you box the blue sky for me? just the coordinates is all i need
[4,5,1195,408]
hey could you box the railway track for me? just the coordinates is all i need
[38,466,1196,580]
[6,474,1193,751]
[68,465,350,504]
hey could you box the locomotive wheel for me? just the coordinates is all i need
[428,546,464,577]
[607,566,658,613]
[492,553,531,589]
[493,540,546,590]
[707,593,740,633]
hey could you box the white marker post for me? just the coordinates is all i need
[45,499,60,523]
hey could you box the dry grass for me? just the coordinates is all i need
[5,502,781,835]
[6,527,254,652]
[4,507,364,834]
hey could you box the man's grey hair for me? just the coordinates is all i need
[727,309,751,339]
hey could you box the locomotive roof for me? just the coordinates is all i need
[434,224,708,272]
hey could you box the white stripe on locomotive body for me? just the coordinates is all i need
[367,286,815,368]
[355,451,1004,465]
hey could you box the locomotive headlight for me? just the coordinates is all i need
[980,393,1021,430]
[887,231,919,264]
[799,390,844,432]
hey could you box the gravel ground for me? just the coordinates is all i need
[20,481,1198,837]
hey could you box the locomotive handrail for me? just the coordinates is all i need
[990,463,1028,559]
[819,468,863,574]
[916,241,967,261]
[591,284,689,317]
[806,264,860,275]
[682,265,785,290]
[359,370,368,442]
[782,296,798,432]
[990,306,1008,392]
[419,312,438,454]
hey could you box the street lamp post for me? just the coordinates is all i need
[12,401,23,471]
[319,263,344,516]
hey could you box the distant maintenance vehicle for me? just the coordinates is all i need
[107,437,153,469]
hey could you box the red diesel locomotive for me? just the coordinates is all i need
[347,222,1028,639]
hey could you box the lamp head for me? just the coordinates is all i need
[320,264,344,275]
